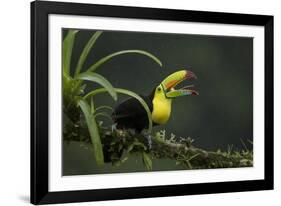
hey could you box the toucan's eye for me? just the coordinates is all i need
[157,87,161,92]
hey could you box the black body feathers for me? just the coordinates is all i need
[112,93,154,133]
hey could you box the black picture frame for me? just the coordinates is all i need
[31,0,274,204]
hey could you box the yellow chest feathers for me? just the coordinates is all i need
[152,97,172,125]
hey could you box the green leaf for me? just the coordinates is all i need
[95,105,113,113]
[76,72,117,101]
[78,99,104,165]
[63,30,78,77]
[94,112,112,121]
[90,97,95,114]
[83,88,153,133]
[74,31,103,76]
[86,50,163,73]
[142,152,152,170]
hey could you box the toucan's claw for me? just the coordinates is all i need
[111,123,117,132]
[142,132,152,150]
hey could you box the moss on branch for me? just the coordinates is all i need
[64,117,253,170]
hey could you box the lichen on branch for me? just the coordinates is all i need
[63,117,253,170]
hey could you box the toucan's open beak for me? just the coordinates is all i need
[161,70,199,98]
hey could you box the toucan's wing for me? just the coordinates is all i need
[112,95,153,121]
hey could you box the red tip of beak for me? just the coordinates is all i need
[185,71,197,80]
[191,91,199,96]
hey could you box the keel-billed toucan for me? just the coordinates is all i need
[112,70,198,133]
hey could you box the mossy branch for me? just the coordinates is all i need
[64,115,253,170]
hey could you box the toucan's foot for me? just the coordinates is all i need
[142,132,152,150]
[111,123,117,132]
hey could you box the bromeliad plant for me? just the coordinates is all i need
[63,30,162,166]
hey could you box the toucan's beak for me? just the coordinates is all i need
[161,70,199,98]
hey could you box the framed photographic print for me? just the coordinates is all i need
[31,0,274,204]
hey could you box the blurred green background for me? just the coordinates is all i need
[63,29,253,175]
